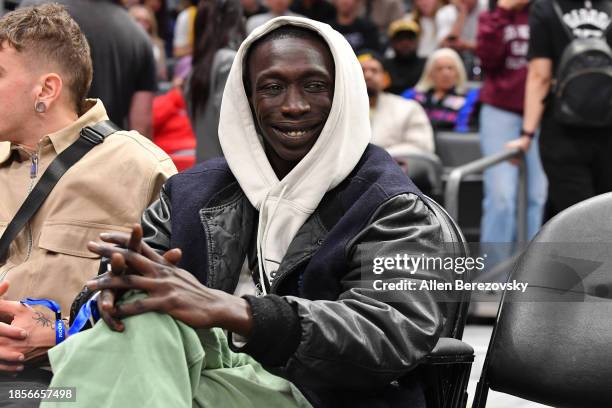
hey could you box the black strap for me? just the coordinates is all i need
[0,120,121,264]
[552,0,577,41]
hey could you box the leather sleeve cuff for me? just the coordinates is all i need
[229,294,302,367]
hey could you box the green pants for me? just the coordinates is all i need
[41,294,311,408]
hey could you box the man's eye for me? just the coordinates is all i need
[262,84,283,92]
[305,82,327,91]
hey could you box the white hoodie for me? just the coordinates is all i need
[219,17,371,293]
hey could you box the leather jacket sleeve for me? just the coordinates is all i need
[141,186,172,253]
[239,193,455,391]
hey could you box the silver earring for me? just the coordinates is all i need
[35,102,46,113]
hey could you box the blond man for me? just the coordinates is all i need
[0,4,175,400]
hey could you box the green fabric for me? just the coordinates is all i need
[41,293,311,408]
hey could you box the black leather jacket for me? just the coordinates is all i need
[140,172,457,406]
[69,147,462,406]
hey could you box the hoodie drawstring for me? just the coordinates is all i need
[256,185,288,296]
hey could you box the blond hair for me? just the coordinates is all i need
[129,4,160,38]
[0,4,93,114]
[414,48,467,94]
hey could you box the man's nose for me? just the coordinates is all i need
[281,86,310,116]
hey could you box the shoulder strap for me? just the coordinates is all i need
[552,0,576,41]
[0,120,121,264]
[604,14,612,37]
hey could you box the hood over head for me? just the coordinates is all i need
[219,16,370,293]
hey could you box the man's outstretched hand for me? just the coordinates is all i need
[86,225,253,337]
[0,281,55,372]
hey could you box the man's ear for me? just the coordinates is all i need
[35,72,64,111]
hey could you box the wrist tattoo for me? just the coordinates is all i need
[33,311,52,328]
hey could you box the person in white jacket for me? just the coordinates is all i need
[358,50,435,159]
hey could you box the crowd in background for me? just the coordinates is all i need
[3,0,612,250]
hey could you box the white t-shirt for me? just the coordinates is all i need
[417,16,439,57]
[435,0,486,43]
[173,8,192,48]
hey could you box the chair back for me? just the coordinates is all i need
[395,152,444,199]
[422,195,471,339]
[435,131,481,168]
[476,193,612,407]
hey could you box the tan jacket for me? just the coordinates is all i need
[0,100,176,316]
[370,92,435,157]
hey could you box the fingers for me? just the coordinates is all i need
[163,248,182,266]
[99,225,166,265]
[87,275,156,292]
[96,236,167,266]
[0,299,24,317]
[113,297,165,319]
[87,243,155,276]
[98,231,131,248]
[0,323,27,341]
[110,253,128,276]
[0,348,25,367]
[0,341,25,371]
[98,290,124,332]
[0,281,8,298]
[126,224,143,253]
[0,361,24,372]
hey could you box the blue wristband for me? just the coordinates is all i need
[19,298,67,344]
[68,294,100,337]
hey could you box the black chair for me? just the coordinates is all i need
[416,196,475,408]
[435,131,482,169]
[435,131,483,242]
[394,153,444,200]
[473,192,612,407]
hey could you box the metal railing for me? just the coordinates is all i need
[443,147,527,243]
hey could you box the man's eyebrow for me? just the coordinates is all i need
[256,66,332,82]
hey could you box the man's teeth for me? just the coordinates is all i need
[286,130,307,137]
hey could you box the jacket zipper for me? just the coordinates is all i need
[24,145,41,262]
[0,145,40,280]
[270,258,308,294]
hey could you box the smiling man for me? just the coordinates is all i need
[43,17,454,407]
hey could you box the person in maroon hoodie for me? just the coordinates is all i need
[476,0,547,251]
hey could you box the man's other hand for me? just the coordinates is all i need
[86,225,253,338]
[0,282,55,372]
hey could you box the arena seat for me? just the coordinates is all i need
[435,131,482,169]
[473,192,612,407]
[435,131,483,242]
[394,152,444,200]
[416,195,474,408]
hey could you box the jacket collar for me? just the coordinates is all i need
[47,99,109,155]
[0,99,108,165]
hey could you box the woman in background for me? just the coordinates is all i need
[477,0,546,247]
[187,0,245,162]
[410,0,443,57]
[143,0,170,47]
[403,47,479,132]
[129,4,168,81]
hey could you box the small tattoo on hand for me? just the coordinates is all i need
[32,311,52,328]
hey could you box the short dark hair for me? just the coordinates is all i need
[0,4,93,114]
[243,25,331,94]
